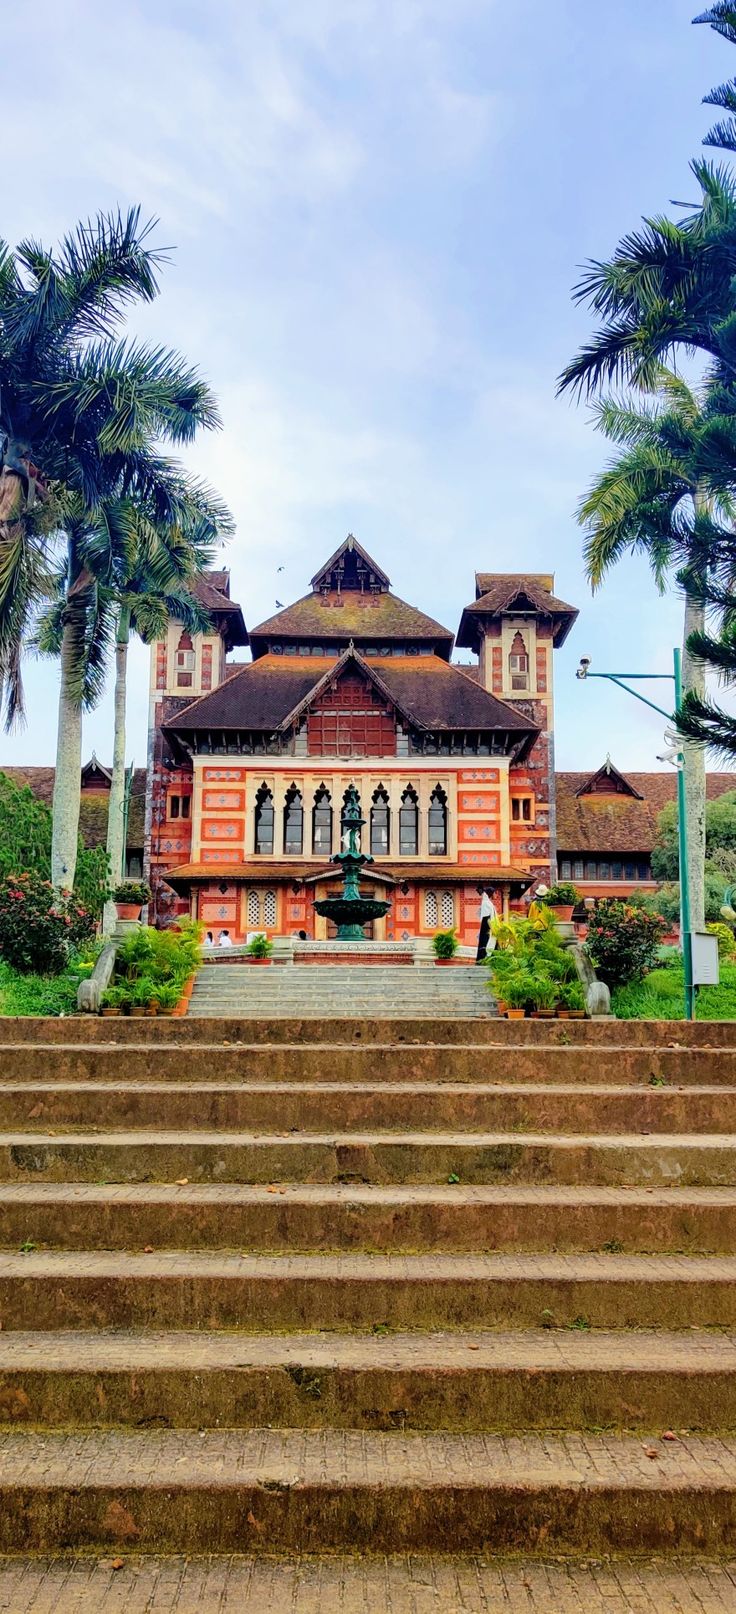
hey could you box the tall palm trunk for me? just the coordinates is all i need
[681,482,708,933]
[102,607,130,934]
[50,542,84,893]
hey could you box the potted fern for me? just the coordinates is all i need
[432,929,458,965]
[247,933,273,964]
[557,979,586,1019]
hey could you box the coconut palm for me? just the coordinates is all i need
[0,209,229,890]
[579,368,736,928]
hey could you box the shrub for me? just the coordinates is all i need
[539,882,581,909]
[558,978,586,1011]
[706,921,736,959]
[432,929,458,959]
[113,880,151,906]
[247,933,273,959]
[585,899,667,987]
[0,872,95,975]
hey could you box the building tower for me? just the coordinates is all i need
[456,574,578,887]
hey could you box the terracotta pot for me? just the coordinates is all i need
[115,902,142,921]
[249,957,272,965]
[101,1007,120,1018]
[568,1010,586,1019]
[550,905,575,923]
[506,1007,525,1019]
[434,957,456,966]
[129,1005,146,1017]
[496,1000,508,1015]
[557,1009,571,1019]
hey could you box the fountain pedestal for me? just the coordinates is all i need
[315,785,391,941]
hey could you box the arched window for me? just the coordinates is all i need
[263,890,277,926]
[399,785,419,856]
[254,784,274,855]
[424,891,438,928]
[370,786,390,856]
[175,630,195,688]
[508,631,529,691]
[284,785,304,855]
[428,785,448,856]
[312,786,332,856]
[247,890,261,926]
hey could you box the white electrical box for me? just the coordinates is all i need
[691,932,720,987]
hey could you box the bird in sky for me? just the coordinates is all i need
[275,599,284,608]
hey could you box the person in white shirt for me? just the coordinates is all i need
[476,889,497,962]
[218,930,233,948]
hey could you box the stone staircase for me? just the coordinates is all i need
[190,960,496,1017]
[1,1015,736,1610]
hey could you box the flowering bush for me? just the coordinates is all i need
[585,899,667,987]
[0,873,95,975]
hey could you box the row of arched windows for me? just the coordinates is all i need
[253,783,448,858]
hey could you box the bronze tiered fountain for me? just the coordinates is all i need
[315,784,391,940]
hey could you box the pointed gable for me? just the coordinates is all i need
[457,573,578,650]
[576,760,644,800]
[310,534,390,593]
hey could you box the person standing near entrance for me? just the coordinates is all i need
[476,888,497,962]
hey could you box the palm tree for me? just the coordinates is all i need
[579,369,736,928]
[0,209,229,890]
[695,7,736,153]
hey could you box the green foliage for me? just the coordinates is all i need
[432,929,458,959]
[0,771,109,920]
[613,959,736,1020]
[0,872,95,974]
[585,899,668,987]
[488,906,582,1013]
[707,920,736,956]
[539,882,581,908]
[646,867,734,926]
[652,793,736,880]
[247,932,273,959]
[111,922,200,1009]
[0,943,100,1015]
[113,880,151,904]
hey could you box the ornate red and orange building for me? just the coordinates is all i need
[144,537,578,945]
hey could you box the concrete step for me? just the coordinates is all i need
[4,1181,736,1255]
[2,1251,736,1331]
[1,1017,733,1045]
[3,1080,736,1134]
[2,1426,736,1554]
[2,1328,735,1433]
[3,1129,736,1186]
[2,1042,734,1085]
[1,1552,734,1613]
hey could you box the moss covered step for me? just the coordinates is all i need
[1,1328,736,1433]
[2,1251,736,1331]
[3,1426,736,1554]
[4,1181,736,1255]
[2,1129,736,1186]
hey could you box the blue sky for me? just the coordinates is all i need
[0,0,728,771]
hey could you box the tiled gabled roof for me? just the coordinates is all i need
[555,769,736,854]
[457,574,578,650]
[249,590,453,654]
[165,649,538,747]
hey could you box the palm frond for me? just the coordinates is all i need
[694,6,736,46]
[677,687,736,761]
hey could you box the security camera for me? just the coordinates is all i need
[656,747,681,767]
[576,656,591,680]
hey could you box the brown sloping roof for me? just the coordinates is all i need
[190,571,248,647]
[310,535,390,590]
[166,859,533,888]
[555,769,736,854]
[457,574,578,650]
[249,590,453,652]
[165,651,538,743]
[0,765,147,851]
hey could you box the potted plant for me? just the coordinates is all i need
[130,975,157,1016]
[557,979,586,1019]
[154,982,180,1016]
[503,972,534,1019]
[100,985,125,1018]
[528,974,557,1018]
[432,929,458,965]
[247,933,273,964]
[113,880,152,922]
[538,883,580,924]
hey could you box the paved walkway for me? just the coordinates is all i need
[1,1554,735,1611]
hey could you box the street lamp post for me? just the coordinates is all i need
[576,649,694,1021]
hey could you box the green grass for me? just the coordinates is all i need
[0,952,98,1017]
[612,959,736,1020]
